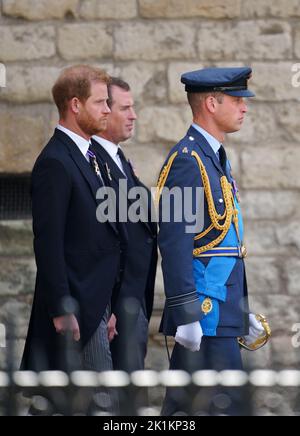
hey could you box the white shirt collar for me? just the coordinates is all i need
[192,123,221,155]
[57,124,90,158]
[93,135,119,160]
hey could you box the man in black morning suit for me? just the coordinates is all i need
[92,78,157,372]
[21,67,125,409]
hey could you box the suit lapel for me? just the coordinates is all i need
[54,129,119,236]
[92,139,154,235]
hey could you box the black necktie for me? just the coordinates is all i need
[117,148,137,190]
[218,144,227,174]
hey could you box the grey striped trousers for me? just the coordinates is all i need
[82,306,119,414]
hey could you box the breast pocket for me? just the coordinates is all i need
[212,188,226,216]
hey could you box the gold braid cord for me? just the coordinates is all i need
[191,151,239,257]
[155,149,239,257]
[155,151,178,206]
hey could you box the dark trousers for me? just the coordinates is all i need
[111,301,149,373]
[161,336,246,416]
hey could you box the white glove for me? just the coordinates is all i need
[243,313,265,346]
[175,321,203,352]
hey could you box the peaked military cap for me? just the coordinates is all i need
[181,67,255,97]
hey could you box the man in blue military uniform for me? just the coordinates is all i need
[157,67,267,415]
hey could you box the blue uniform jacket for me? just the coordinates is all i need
[158,126,249,337]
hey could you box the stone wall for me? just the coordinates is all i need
[1,0,300,375]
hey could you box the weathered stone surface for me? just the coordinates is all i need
[246,257,281,295]
[0,301,31,338]
[123,142,170,188]
[0,25,56,62]
[0,257,35,296]
[242,0,300,18]
[251,63,299,102]
[0,339,25,370]
[275,103,300,142]
[271,336,300,367]
[277,221,300,253]
[0,110,45,173]
[285,258,300,296]
[2,0,79,20]
[241,147,300,189]
[242,191,300,220]
[245,221,289,256]
[249,294,300,334]
[197,21,291,61]
[115,22,196,61]
[225,147,240,178]
[137,106,191,143]
[139,0,241,18]
[80,0,137,19]
[0,66,60,103]
[228,103,282,145]
[294,30,300,65]
[118,62,167,103]
[0,221,33,256]
[168,62,203,104]
[58,24,113,60]
[242,343,271,369]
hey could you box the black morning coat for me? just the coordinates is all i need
[21,129,125,371]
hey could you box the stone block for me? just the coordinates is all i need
[285,258,300,296]
[58,24,113,61]
[0,301,31,339]
[2,0,79,20]
[118,62,167,103]
[168,62,204,104]
[242,191,300,220]
[0,221,33,256]
[251,63,299,102]
[245,221,289,256]
[241,146,300,189]
[137,105,191,143]
[242,0,300,18]
[246,257,281,295]
[80,0,137,19]
[0,25,55,62]
[197,21,292,61]
[139,0,241,18]
[115,22,196,61]
[0,257,36,296]
[0,66,60,103]
[275,103,300,142]
[123,142,170,188]
[0,109,45,173]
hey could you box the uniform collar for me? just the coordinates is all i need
[192,123,221,155]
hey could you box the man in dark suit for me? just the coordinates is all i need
[21,66,125,410]
[92,78,157,372]
[157,67,266,415]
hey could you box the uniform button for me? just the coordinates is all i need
[189,136,194,141]
[219,198,224,203]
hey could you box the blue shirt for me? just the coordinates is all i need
[192,123,221,156]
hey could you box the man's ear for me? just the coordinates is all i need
[205,95,218,114]
[70,97,80,114]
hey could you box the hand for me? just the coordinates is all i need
[107,313,118,342]
[243,313,265,346]
[53,314,80,342]
[175,321,203,352]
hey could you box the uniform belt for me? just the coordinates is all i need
[194,245,247,258]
